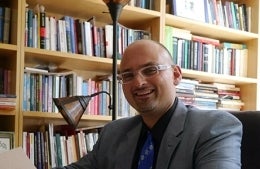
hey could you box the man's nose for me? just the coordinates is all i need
[132,72,147,86]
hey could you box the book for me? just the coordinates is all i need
[55,133,63,167]
[192,35,220,46]
[0,7,4,42]
[49,16,57,51]
[24,67,49,73]
[173,0,206,22]
[39,5,46,49]
[3,7,11,43]
[104,24,113,58]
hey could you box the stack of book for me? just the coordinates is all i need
[0,94,16,110]
[213,82,244,111]
[176,78,198,105]
[193,83,219,110]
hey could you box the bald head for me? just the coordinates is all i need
[120,40,174,71]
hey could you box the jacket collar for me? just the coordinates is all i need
[155,101,188,169]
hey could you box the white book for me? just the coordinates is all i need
[32,14,38,48]
[83,21,93,56]
[76,76,83,96]
[45,16,50,50]
[22,132,28,154]
[104,24,113,58]
[47,75,53,112]
[57,20,67,52]
[49,16,57,51]
[60,136,68,166]
[66,136,73,164]
[86,133,95,152]
[24,67,48,73]
[240,48,248,77]
[48,123,57,167]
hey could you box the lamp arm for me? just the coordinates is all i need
[89,91,113,111]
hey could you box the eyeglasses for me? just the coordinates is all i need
[117,64,172,84]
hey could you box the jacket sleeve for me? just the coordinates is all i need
[194,111,243,169]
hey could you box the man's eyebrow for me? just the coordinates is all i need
[119,62,157,73]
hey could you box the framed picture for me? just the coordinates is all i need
[173,0,206,22]
[0,132,14,153]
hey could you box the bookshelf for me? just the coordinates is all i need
[0,0,259,157]
[0,0,20,148]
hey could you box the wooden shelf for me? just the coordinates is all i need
[182,69,258,85]
[165,14,258,42]
[24,47,114,72]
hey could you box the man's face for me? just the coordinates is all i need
[120,42,179,115]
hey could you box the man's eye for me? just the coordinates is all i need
[122,73,134,80]
[142,67,157,75]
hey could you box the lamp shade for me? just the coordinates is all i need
[53,91,112,128]
[53,96,91,129]
[103,0,129,6]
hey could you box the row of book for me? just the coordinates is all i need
[177,78,244,111]
[0,6,11,44]
[22,124,101,168]
[24,4,151,58]
[23,67,133,117]
[164,26,248,77]
[167,0,251,32]
[128,0,154,10]
[0,67,11,95]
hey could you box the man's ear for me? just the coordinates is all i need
[173,65,182,86]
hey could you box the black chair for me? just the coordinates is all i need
[230,111,260,169]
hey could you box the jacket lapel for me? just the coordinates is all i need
[114,118,142,169]
[155,101,188,169]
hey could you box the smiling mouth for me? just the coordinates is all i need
[135,89,153,96]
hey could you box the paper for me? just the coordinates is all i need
[0,147,36,169]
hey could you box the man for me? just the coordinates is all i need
[59,39,242,169]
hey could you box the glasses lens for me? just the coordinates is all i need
[141,66,158,77]
[121,72,134,83]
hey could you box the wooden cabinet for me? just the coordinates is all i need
[0,0,258,148]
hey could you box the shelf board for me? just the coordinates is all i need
[0,111,16,116]
[23,111,112,128]
[165,14,258,42]
[0,43,18,55]
[182,69,258,85]
[24,47,115,72]
[23,111,111,121]
[26,0,160,27]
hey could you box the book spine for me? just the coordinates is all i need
[0,7,4,42]
[27,8,34,47]
[39,6,46,49]
[3,7,11,43]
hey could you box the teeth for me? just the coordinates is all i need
[136,90,152,96]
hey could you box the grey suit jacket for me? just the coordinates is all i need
[63,101,242,169]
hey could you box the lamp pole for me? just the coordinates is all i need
[103,0,129,121]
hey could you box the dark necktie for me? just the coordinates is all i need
[137,131,154,169]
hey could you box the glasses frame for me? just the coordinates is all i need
[118,64,173,84]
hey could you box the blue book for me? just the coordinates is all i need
[0,7,4,42]
[27,8,34,47]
